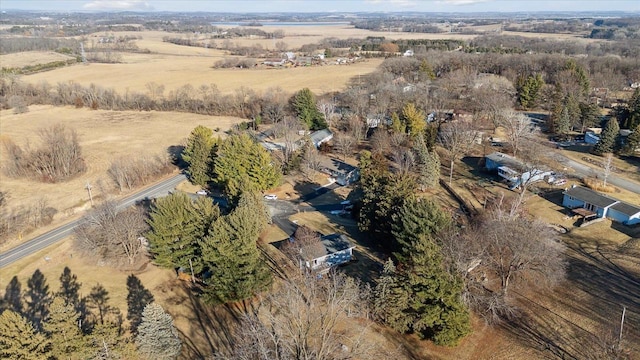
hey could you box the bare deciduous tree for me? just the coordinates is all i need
[230,272,391,360]
[108,154,173,192]
[438,120,478,185]
[316,98,336,128]
[74,201,148,267]
[440,205,566,323]
[496,109,534,158]
[334,132,355,161]
[302,141,323,181]
[602,153,614,188]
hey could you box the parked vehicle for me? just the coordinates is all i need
[264,194,278,200]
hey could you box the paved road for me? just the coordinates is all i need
[0,174,187,268]
[551,152,640,195]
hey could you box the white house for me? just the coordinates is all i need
[299,234,355,273]
[403,49,414,57]
[310,129,333,148]
[563,185,640,225]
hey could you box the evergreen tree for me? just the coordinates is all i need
[146,192,219,273]
[401,102,426,138]
[24,269,52,331]
[564,59,591,98]
[358,161,416,251]
[391,196,451,257]
[0,310,51,359]
[136,303,181,360]
[389,112,405,134]
[621,125,640,156]
[516,74,544,110]
[127,274,155,335]
[43,297,87,359]
[291,88,326,130]
[212,133,281,200]
[89,320,136,359]
[182,125,216,186]
[624,87,640,130]
[579,102,601,133]
[593,118,620,155]
[381,234,471,346]
[419,59,436,81]
[3,276,23,314]
[554,104,572,137]
[200,192,272,304]
[413,135,440,190]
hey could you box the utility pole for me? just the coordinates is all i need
[619,306,626,342]
[85,182,94,206]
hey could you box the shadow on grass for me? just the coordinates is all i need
[500,236,640,359]
[164,282,246,359]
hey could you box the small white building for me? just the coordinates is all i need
[310,129,333,148]
[299,234,355,273]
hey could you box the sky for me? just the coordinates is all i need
[1,0,638,13]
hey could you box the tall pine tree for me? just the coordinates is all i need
[43,297,88,359]
[401,102,426,138]
[380,234,471,346]
[182,125,216,186]
[593,118,620,155]
[200,191,272,304]
[212,133,281,200]
[146,192,219,273]
[0,310,51,359]
[136,303,181,360]
[391,196,451,258]
[291,88,327,130]
[413,135,440,191]
[621,125,640,156]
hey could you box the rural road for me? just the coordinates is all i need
[552,152,640,195]
[0,173,187,269]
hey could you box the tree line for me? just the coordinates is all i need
[0,268,180,360]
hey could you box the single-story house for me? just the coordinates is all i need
[485,152,551,189]
[299,234,355,273]
[321,158,360,186]
[310,129,333,148]
[562,185,640,225]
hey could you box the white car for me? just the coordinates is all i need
[264,194,278,200]
[196,189,208,195]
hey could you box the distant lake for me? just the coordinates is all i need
[210,21,350,27]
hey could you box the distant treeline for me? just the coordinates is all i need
[0,37,79,55]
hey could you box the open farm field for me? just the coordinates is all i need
[0,105,242,249]
[0,50,75,68]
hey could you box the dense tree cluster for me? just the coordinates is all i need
[146,191,271,305]
[1,268,159,359]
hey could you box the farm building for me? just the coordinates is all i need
[299,234,355,273]
[562,185,640,225]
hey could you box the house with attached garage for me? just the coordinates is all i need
[484,152,552,189]
[562,185,640,225]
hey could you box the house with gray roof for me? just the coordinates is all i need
[299,234,355,273]
[563,185,640,225]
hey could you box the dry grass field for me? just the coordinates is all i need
[21,28,384,96]
[0,50,75,68]
[0,105,242,249]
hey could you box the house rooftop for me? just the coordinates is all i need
[563,186,618,209]
[310,129,333,144]
[610,201,640,216]
[300,234,353,261]
[486,152,524,169]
